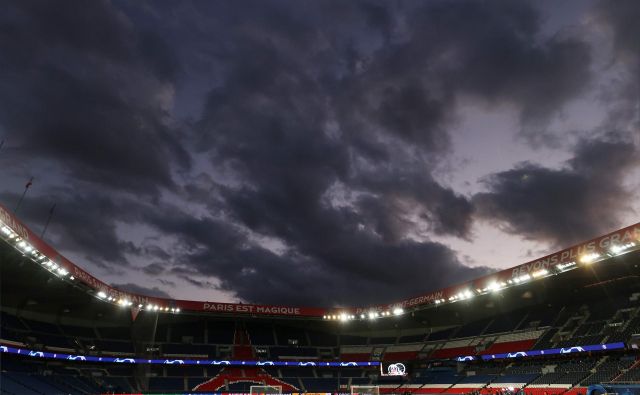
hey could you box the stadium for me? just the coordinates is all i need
[4,0,640,393]
[2,202,640,395]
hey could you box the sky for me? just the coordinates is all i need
[0,0,638,308]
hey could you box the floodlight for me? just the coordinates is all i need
[580,253,599,264]
[531,269,549,277]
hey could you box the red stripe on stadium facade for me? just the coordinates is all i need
[1,202,639,318]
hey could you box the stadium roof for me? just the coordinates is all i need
[1,201,640,323]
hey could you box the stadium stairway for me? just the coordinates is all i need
[611,358,640,382]
[193,324,298,392]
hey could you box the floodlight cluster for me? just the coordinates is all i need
[448,289,475,302]
[556,261,576,271]
[609,242,635,255]
[95,291,180,313]
[579,253,600,264]
[323,307,405,321]
[531,269,549,278]
[322,313,356,321]
[2,225,73,281]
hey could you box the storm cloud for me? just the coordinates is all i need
[0,0,189,194]
[0,0,637,306]
[474,133,639,248]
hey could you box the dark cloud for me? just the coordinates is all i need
[142,206,490,306]
[111,283,172,299]
[142,262,166,276]
[0,0,624,307]
[0,0,188,194]
[473,133,639,248]
[593,0,640,133]
[179,0,599,304]
[331,0,591,149]
[594,0,640,60]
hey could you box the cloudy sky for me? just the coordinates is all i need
[0,0,638,307]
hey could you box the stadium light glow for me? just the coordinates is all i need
[57,267,68,276]
[17,241,26,248]
[610,242,635,255]
[556,262,576,271]
[360,314,365,319]
[517,274,531,282]
[97,291,107,299]
[176,308,180,313]
[531,269,549,278]
[580,253,600,264]
[1,226,11,235]
[69,276,74,280]
[368,312,377,320]
[393,307,404,315]
[456,290,474,300]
